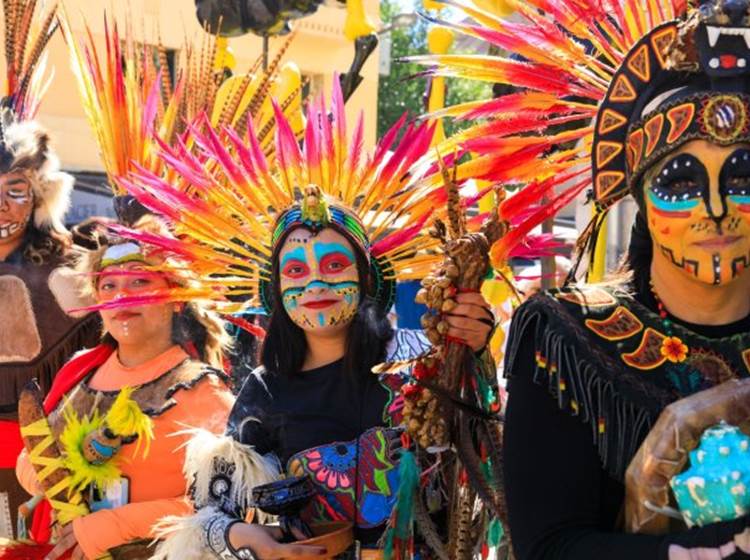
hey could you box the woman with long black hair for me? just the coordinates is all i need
[213,211,492,559]
[109,83,499,560]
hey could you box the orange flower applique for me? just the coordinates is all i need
[661,336,688,363]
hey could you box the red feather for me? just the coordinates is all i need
[371,211,433,258]
[225,315,267,339]
[492,176,588,263]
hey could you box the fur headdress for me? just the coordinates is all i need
[1,0,72,234]
[0,113,74,233]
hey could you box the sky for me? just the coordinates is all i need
[389,0,463,24]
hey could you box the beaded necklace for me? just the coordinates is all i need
[649,280,690,364]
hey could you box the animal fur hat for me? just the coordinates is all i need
[0,109,74,234]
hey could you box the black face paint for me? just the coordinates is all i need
[649,153,708,205]
[721,148,750,197]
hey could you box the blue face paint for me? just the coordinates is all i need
[280,246,308,270]
[647,190,701,213]
[281,280,359,299]
[278,230,361,332]
[313,242,355,263]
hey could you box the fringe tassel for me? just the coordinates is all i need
[181,429,280,515]
[383,449,419,560]
[1,313,100,409]
[505,298,657,481]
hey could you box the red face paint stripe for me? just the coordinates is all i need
[651,207,692,218]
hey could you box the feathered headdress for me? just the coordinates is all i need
[0,1,73,234]
[79,80,444,316]
[61,11,303,203]
[410,0,693,274]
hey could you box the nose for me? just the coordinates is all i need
[706,180,728,230]
[723,0,750,24]
[305,280,329,294]
[0,192,7,211]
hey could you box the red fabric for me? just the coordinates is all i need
[42,344,114,414]
[0,421,23,469]
[30,498,52,544]
[0,542,67,560]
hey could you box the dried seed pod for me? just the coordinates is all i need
[436,321,449,335]
[441,299,457,312]
[420,314,438,329]
[445,264,459,279]
[429,285,443,302]
[436,276,452,289]
[415,288,428,305]
[426,329,442,345]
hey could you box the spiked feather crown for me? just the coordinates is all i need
[96,81,445,316]
[62,11,303,206]
[409,0,750,272]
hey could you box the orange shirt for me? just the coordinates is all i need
[16,346,235,559]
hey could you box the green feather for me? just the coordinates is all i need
[383,449,419,560]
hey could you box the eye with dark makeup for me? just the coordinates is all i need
[721,148,750,196]
[649,154,707,202]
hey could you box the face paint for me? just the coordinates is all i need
[645,140,750,285]
[0,172,32,244]
[96,261,176,346]
[278,228,361,333]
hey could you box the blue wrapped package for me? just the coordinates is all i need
[671,423,750,527]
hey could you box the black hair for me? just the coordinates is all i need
[625,208,653,296]
[21,224,66,264]
[261,225,394,377]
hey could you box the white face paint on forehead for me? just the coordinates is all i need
[277,227,361,333]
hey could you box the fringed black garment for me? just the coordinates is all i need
[503,283,750,560]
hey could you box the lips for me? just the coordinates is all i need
[692,235,743,249]
[0,222,20,239]
[301,300,339,310]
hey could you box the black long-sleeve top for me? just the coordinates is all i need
[503,289,750,560]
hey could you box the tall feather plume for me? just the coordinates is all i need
[2,0,58,118]
[413,0,687,266]
[62,11,302,196]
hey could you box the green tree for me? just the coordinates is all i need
[377,0,491,139]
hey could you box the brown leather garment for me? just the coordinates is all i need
[0,258,100,418]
